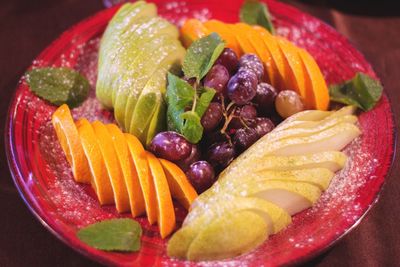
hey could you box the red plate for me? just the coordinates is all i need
[5,0,395,266]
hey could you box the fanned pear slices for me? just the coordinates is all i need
[168,106,361,261]
[51,106,197,238]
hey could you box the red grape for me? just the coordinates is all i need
[227,68,257,105]
[229,104,257,129]
[186,161,215,193]
[203,64,229,93]
[201,102,224,132]
[149,131,191,161]
[254,83,278,115]
[233,128,259,152]
[254,117,274,137]
[207,141,236,170]
[175,144,201,172]
[239,54,264,82]
[216,48,239,75]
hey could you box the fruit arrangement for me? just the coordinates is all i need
[22,0,384,262]
[96,1,185,144]
[52,104,197,238]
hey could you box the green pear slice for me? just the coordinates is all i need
[122,40,183,131]
[183,196,291,234]
[96,2,157,108]
[127,47,184,141]
[186,210,268,261]
[275,105,355,132]
[111,17,179,107]
[227,151,347,175]
[145,96,166,146]
[113,37,180,129]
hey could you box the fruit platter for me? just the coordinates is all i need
[5,0,395,266]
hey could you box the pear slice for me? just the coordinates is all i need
[234,180,321,216]
[97,2,157,108]
[183,196,291,234]
[169,196,289,259]
[111,17,179,107]
[231,151,347,173]
[186,210,268,261]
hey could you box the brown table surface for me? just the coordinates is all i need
[0,0,399,266]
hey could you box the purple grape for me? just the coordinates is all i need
[254,83,278,115]
[233,128,259,152]
[254,117,275,137]
[186,161,215,193]
[175,144,201,172]
[227,68,258,105]
[239,54,264,82]
[207,141,236,170]
[216,48,239,75]
[203,64,230,93]
[229,105,257,129]
[201,102,224,132]
[149,131,191,161]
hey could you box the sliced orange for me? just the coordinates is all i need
[276,37,307,101]
[253,26,287,90]
[298,48,330,110]
[159,159,198,210]
[125,133,157,225]
[232,23,257,55]
[91,121,130,213]
[203,20,241,56]
[76,118,114,205]
[246,27,276,85]
[51,104,91,184]
[106,124,146,217]
[146,152,175,238]
[180,19,210,48]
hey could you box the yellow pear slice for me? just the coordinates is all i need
[276,105,355,132]
[229,151,347,174]
[92,121,130,213]
[186,210,268,261]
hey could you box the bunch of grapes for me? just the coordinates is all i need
[150,48,305,193]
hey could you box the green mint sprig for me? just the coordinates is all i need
[240,0,275,34]
[166,33,224,143]
[25,67,90,108]
[77,218,142,252]
[329,72,383,111]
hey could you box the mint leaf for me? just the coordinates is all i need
[240,0,275,34]
[181,111,203,143]
[182,33,225,81]
[166,73,195,132]
[195,87,216,117]
[77,218,142,252]
[26,67,90,108]
[329,72,383,111]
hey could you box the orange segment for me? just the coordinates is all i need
[146,152,176,238]
[125,133,157,225]
[92,121,130,213]
[276,37,307,101]
[51,104,90,184]
[253,26,287,90]
[298,48,330,110]
[232,23,257,55]
[76,119,114,205]
[203,20,241,56]
[106,124,146,217]
[180,19,210,48]
[159,159,198,210]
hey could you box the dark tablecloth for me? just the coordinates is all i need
[0,0,398,266]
